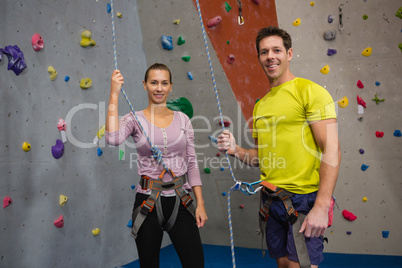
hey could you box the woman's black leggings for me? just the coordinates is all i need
[133,193,204,268]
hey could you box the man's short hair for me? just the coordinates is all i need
[256,26,292,54]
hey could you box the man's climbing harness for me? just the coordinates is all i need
[109,0,195,238]
[258,181,311,268]
[131,168,196,238]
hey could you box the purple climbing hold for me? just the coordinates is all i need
[328,15,334,23]
[161,35,173,50]
[51,139,64,159]
[327,49,337,56]
[359,149,365,154]
[347,231,352,235]
[0,45,27,76]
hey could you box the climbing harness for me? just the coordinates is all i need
[258,181,311,268]
[237,0,244,25]
[131,169,196,239]
[109,0,194,238]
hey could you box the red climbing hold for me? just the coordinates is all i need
[219,120,231,127]
[375,131,384,138]
[357,80,364,89]
[54,215,64,228]
[251,0,261,4]
[207,16,222,28]
[356,95,366,108]
[3,196,12,208]
[342,210,357,221]
[227,54,235,64]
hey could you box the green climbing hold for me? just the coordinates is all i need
[372,94,385,105]
[363,14,368,20]
[227,40,230,44]
[182,56,190,62]
[177,36,186,46]
[167,97,194,119]
[255,98,260,104]
[119,150,124,160]
[225,2,232,12]
[398,43,402,52]
[395,7,402,19]
[204,168,211,174]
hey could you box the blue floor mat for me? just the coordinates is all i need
[121,244,402,268]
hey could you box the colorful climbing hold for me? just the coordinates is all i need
[204,168,211,174]
[362,197,367,202]
[173,19,180,25]
[64,76,70,82]
[328,15,334,23]
[0,45,27,76]
[359,149,365,154]
[292,18,301,26]
[116,12,122,18]
[337,96,349,108]
[97,147,103,156]
[177,36,186,46]
[92,228,100,236]
[131,185,135,190]
[372,94,385,105]
[127,219,133,228]
[119,150,124,160]
[219,120,231,127]
[97,125,106,140]
[361,47,372,57]
[57,118,66,132]
[48,66,57,81]
[356,80,364,89]
[216,153,221,157]
[222,192,227,196]
[347,231,352,235]
[395,7,402,19]
[227,54,235,64]
[342,210,357,221]
[398,43,402,52]
[226,40,230,44]
[51,139,64,159]
[310,2,315,7]
[31,33,44,51]
[207,16,222,28]
[161,35,173,50]
[182,56,190,62]
[375,131,384,138]
[375,81,380,86]
[80,30,96,47]
[327,49,337,56]
[393,130,401,137]
[324,30,336,40]
[357,95,366,108]
[80,78,92,89]
[362,14,368,20]
[382,231,390,238]
[187,71,193,80]
[220,167,225,171]
[54,215,64,228]
[251,0,260,4]
[225,2,232,12]
[240,204,245,208]
[167,97,194,119]
[106,3,111,13]
[3,196,12,208]
[320,65,330,74]
[59,195,68,207]
[22,142,31,152]
[361,164,369,171]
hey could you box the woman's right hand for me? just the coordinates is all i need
[111,69,124,96]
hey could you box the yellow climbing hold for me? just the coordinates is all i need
[320,65,330,74]
[80,30,96,47]
[59,195,68,207]
[292,18,301,26]
[80,78,92,89]
[173,19,181,25]
[337,96,349,108]
[97,125,105,139]
[22,142,31,152]
[48,66,57,81]
[362,197,367,202]
[361,47,372,57]
[117,12,122,18]
[310,2,315,6]
[92,228,100,236]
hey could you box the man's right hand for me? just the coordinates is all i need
[217,130,237,155]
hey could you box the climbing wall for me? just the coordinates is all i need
[274,0,402,255]
[1,0,402,267]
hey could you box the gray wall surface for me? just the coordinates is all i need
[1,0,401,267]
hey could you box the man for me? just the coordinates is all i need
[217,26,341,268]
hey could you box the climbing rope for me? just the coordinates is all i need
[109,0,167,170]
[195,1,261,267]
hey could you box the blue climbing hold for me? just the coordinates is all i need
[359,149,365,154]
[222,192,227,196]
[375,81,380,86]
[187,71,193,80]
[97,147,103,156]
[393,130,401,137]
[161,35,173,50]
[382,231,389,238]
[361,164,369,171]
[106,3,111,13]
[127,219,133,228]
[220,167,225,171]
[64,76,70,82]
[131,185,135,190]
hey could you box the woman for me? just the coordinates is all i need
[105,63,207,268]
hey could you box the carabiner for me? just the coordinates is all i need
[238,16,244,25]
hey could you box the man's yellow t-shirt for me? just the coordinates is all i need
[252,78,337,194]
